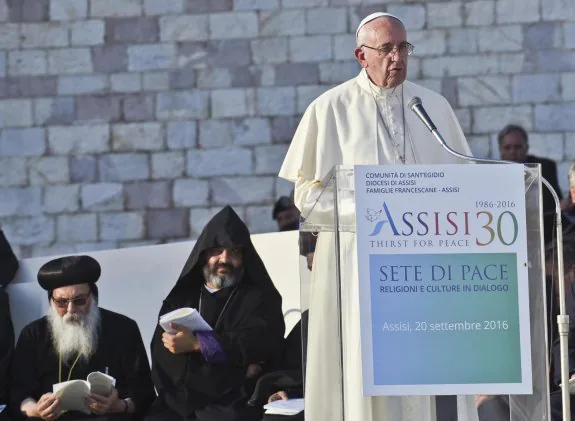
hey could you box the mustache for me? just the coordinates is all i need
[213,263,235,272]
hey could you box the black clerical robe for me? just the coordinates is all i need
[10,308,155,421]
[0,289,14,407]
[150,206,285,421]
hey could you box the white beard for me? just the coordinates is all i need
[47,302,100,362]
[203,264,242,290]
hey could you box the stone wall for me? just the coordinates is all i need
[0,0,573,257]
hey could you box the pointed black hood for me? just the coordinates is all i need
[162,205,278,307]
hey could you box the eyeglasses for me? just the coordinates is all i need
[361,42,414,57]
[52,295,90,308]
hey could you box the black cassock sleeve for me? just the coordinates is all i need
[115,320,156,420]
[9,323,42,418]
[0,289,14,405]
[213,289,285,367]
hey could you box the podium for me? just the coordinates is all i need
[297,164,550,421]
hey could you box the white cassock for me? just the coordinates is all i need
[279,70,480,421]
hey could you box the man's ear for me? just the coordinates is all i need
[354,47,367,68]
[570,188,575,202]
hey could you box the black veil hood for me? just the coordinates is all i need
[162,205,279,307]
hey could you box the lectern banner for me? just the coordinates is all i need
[354,164,531,396]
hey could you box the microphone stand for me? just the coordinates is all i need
[409,98,569,421]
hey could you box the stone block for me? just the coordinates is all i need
[422,55,499,78]
[58,75,108,95]
[50,0,88,20]
[92,45,128,73]
[0,128,45,156]
[319,61,359,84]
[77,95,121,122]
[305,8,347,34]
[100,212,144,241]
[70,19,105,45]
[44,184,80,213]
[566,23,575,49]
[8,50,47,75]
[143,71,169,91]
[289,36,332,63]
[458,76,511,106]
[562,73,575,101]
[118,239,160,249]
[90,0,143,17]
[275,63,319,86]
[211,89,249,118]
[99,153,149,181]
[472,105,532,133]
[234,0,279,10]
[523,23,561,50]
[105,16,158,44]
[405,30,447,57]
[173,178,209,206]
[333,34,355,61]
[512,74,561,103]
[122,94,155,121]
[211,176,274,205]
[0,24,20,49]
[428,2,462,28]
[57,213,97,242]
[110,73,141,92]
[125,181,170,209]
[255,144,289,174]
[445,28,478,54]
[151,151,185,179]
[21,23,68,48]
[159,15,208,41]
[187,148,252,177]
[156,90,209,119]
[166,121,197,149]
[70,156,97,182]
[0,157,27,186]
[6,76,57,97]
[441,76,458,107]
[128,44,176,71]
[0,100,33,127]
[207,40,252,67]
[528,133,564,161]
[146,209,189,239]
[282,0,327,7]
[245,205,276,233]
[478,26,522,52]
[28,156,70,185]
[259,10,305,36]
[387,4,426,30]
[542,0,575,20]
[196,68,231,89]
[144,0,184,15]
[2,216,55,246]
[531,51,575,73]
[0,186,42,217]
[453,108,471,132]
[187,0,232,13]
[275,177,293,199]
[232,118,272,146]
[464,1,495,26]
[0,52,4,77]
[199,120,231,148]
[169,67,196,89]
[9,0,49,22]
[297,85,329,113]
[496,0,539,22]
[535,104,575,132]
[566,133,575,160]
[231,66,263,88]
[257,87,295,116]
[49,124,109,154]
[271,116,299,143]
[112,122,164,151]
[251,37,288,65]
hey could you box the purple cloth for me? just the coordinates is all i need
[196,331,227,364]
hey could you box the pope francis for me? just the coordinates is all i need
[279,12,479,421]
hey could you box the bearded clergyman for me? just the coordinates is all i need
[9,255,155,421]
[146,206,285,421]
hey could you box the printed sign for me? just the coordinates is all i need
[355,164,532,396]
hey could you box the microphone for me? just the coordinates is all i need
[408,97,436,132]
